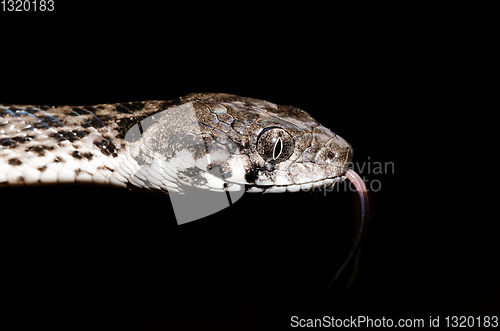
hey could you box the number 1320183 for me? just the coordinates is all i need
[1,0,54,12]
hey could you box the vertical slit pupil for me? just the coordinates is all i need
[273,137,283,159]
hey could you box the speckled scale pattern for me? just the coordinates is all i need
[0,100,170,187]
[0,93,353,194]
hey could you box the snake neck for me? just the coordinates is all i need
[0,101,173,187]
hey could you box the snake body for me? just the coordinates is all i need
[1,93,368,286]
[0,93,353,193]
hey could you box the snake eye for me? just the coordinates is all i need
[256,127,294,164]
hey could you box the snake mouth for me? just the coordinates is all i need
[245,146,352,194]
[245,175,346,193]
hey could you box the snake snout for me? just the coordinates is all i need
[312,134,353,178]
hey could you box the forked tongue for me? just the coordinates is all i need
[327,169,369,289]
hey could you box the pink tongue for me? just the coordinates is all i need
[327,169,369,289]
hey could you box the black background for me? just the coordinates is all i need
[0,2,496,330]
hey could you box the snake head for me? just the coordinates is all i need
[177,93,353,193]
[124,93,352,194]
[243,104,353,193]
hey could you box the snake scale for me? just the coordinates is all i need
[0,93,368,286]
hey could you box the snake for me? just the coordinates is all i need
[0,93,368,287]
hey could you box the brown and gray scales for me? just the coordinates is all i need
[0,93,353,194]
